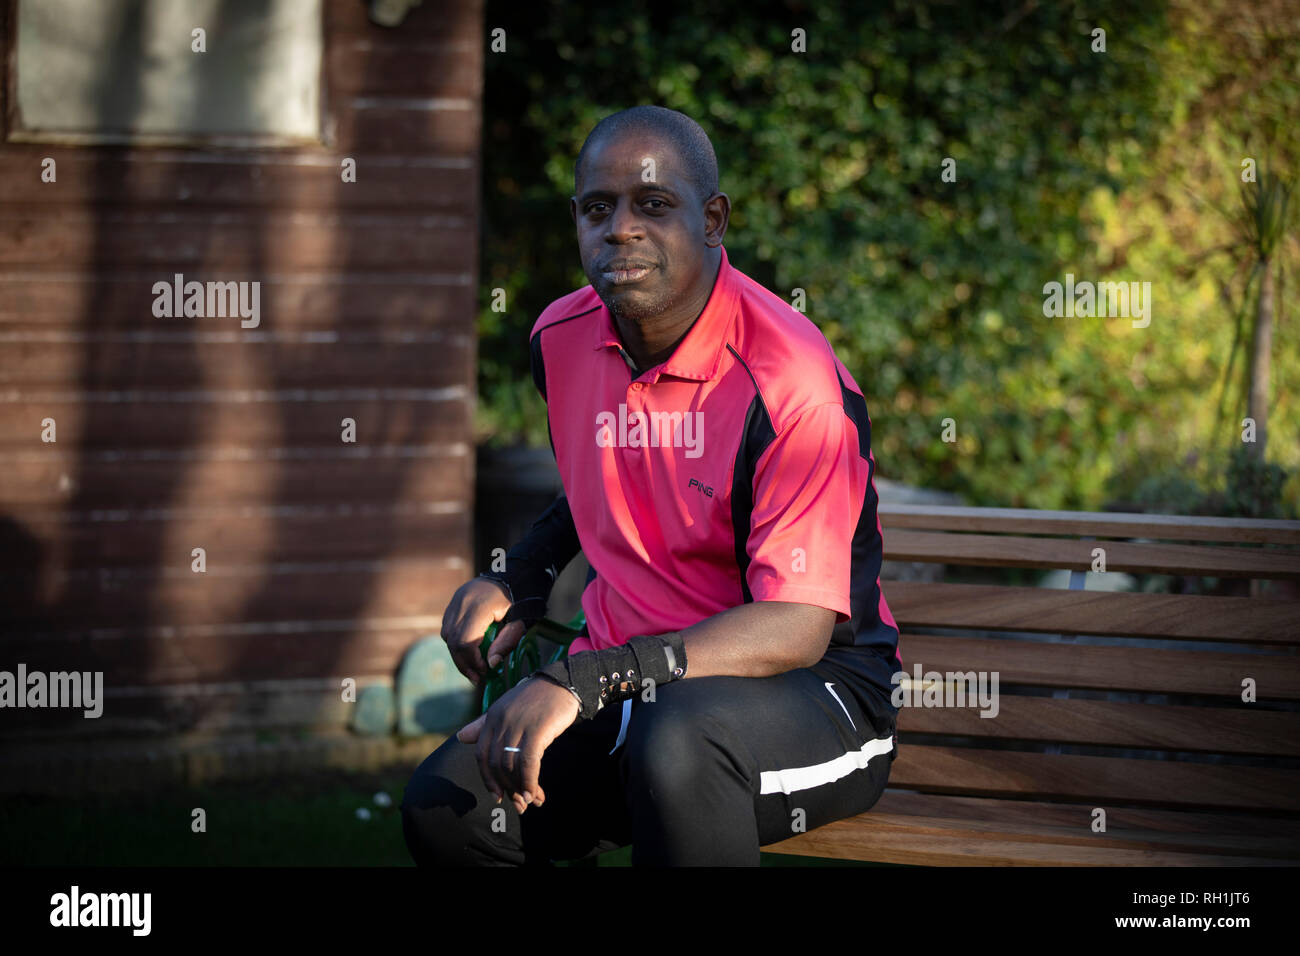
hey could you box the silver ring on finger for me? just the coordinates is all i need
[503,746,521,753]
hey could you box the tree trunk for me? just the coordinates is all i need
[1247,256,1273,460]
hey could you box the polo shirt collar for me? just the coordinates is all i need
[592,245,739,382]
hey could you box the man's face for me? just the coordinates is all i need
[571,132,711,324]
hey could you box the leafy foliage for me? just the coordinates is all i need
[477,0,1296,514]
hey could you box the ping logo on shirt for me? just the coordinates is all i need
[688,478,714,497]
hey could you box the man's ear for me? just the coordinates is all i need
[704,192,730,245]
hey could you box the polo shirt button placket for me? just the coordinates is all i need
[624,382,643,455]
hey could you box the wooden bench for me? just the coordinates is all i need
[766,504,1300,866]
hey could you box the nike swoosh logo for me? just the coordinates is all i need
[824,682,856,731]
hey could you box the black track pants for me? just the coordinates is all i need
[401,658,898,866]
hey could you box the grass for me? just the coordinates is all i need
[1,768,416,867]
[0,767,885,866]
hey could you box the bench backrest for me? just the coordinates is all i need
[878,505,1300,819]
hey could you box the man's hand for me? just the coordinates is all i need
[439,577,528,687]
[455,676,581,814]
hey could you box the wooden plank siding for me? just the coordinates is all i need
[0,0,484,739]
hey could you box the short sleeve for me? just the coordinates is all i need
[744,402,867,622]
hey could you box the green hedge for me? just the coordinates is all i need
[476,0,1297,515]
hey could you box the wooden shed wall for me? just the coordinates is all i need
[0,0,482,739]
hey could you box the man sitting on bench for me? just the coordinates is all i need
[401,105,902,866]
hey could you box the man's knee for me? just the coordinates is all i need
[401,739,511,866]
[624,681,754,802]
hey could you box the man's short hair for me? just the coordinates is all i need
[575,105,719,206]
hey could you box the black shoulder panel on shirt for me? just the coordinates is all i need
[827,366,901,701]
[529,331,547,401]
[836,366,872,465]
[725,345,776,604]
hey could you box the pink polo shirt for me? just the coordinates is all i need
[529,246,901,694]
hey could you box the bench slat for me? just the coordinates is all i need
[879,504,1300,545]
[889,744,1300,810]
[868,789,1300,837]
[770,828,1283,865]
[898,695,1300,756]
[767,790,1300,865]
[885,530,1300,579]
[886,581,1300,643]
[900,632,1300,698]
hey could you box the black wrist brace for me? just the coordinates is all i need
[476,572,548,628]
[532,632,687,720]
